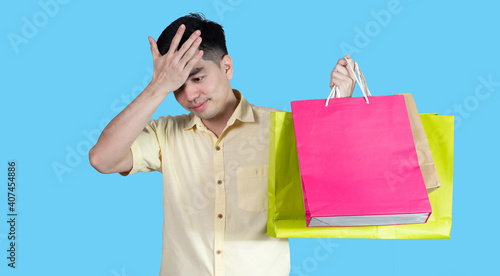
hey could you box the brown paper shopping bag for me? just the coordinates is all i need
[402,93,441,193]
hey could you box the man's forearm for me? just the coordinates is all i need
[89,83,167,174]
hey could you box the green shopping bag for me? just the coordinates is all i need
[267,112,454,239]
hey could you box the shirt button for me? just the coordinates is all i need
[218,214,223,219]
[216,250,222,255]
[217,180,223,185]
[215,146,221,151]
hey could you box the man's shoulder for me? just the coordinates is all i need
[250,104,284,114]
[150,113,193,130]
[246,104,284,127]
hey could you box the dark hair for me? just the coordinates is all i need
[156,13,228,67]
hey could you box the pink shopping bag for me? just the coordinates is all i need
[290,60,431,227]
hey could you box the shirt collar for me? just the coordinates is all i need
[184,89,255,131]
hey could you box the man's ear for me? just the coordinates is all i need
[220,55,233,80]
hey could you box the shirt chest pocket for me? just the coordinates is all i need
[237,166,268,213]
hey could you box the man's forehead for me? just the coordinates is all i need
[189,66,205,77]
[188,57,225,77]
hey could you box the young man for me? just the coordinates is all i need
[89,13,356,276]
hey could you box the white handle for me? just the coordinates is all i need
[325,58,371,107]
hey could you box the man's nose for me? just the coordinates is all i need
[184,85,200,102]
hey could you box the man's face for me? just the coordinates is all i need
[173,56,233,122]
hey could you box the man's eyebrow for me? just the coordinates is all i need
[188,67,205,78]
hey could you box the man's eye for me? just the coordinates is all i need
[193,76,204,82]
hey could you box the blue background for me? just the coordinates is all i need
[1,0,499,275]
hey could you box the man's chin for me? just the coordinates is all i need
[191,106,209,118]
[196,112,215,120]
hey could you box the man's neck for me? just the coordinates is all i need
[202,91,239,138]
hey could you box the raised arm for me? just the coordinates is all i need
[89,24,204,174]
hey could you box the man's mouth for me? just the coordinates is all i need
[192,101,208,112]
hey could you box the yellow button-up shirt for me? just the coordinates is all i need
[121,89,290,276]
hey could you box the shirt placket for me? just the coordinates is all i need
[213,139,226,276]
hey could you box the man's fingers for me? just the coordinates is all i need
[331,71,352,86]
[332,63,349,75]
[183,50,204,73]
[342,55,357,81]
[330,72,353,90]
[330,64,350,87]
[173,30,201,64]
[148,36,161,60]
[330,57,356,87]
[330,71,356,97]
[178,36,202,67]
[168,24,186,54]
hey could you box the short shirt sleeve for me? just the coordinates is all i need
[119,119,162,176]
